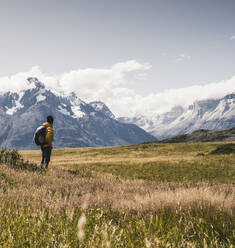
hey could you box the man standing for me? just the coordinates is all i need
[41,115,54,169]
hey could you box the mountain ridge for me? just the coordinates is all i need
[0,78,156,149]
[160,127,235,143]
[118,93,235,140]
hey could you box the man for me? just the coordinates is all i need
[41,115,54,169]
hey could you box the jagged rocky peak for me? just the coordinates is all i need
[160,106,184,124]
[27,77,45,89]
[67,92,76,103]
[89,101,115,119]
[67,92,83,105]
[0,92,19,110]
[225,93,235,100]
[69,92,76,100]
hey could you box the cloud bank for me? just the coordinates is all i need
[0,60,234,118]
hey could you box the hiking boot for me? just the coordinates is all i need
[40,163,44,169]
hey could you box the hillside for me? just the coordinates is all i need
[160,127,235,143]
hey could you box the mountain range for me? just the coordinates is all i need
[0,77,234,149]
[118,93,235,140]
[0,78,155,149]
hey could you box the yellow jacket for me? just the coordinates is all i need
[42,122,53,148]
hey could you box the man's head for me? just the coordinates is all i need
[47,115,54,124]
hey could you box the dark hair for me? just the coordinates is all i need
[47,115,54,124]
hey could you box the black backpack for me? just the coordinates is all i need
[34,126,47,145]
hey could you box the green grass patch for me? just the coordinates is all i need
[67,155,235,183]
[0,201,234,248]
[50,142,235,184]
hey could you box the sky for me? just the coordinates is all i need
[0,0,235,117]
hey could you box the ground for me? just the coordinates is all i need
[0,142,234,247]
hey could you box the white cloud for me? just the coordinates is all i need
[59,60,151,96]
[135,72,148,80]
[230,35,235,40]
[0,61,234,119]
[176,53,191,62]
[0,66,44,92]
[132,77,235,117]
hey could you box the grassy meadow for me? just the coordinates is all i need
[0,142,234,247]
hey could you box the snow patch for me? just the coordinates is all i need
[36,94,46,102]
[6,105,22,115]
[71,106,86,118]
[58,105,71,116]
[6,92,24,115]
[69,93,86,118]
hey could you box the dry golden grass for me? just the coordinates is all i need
[0,143,234,247]
[20,142,235,165]
[0,162,234,215]
[16,144,235,214]
[20,147,205,165]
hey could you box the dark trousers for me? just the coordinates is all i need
[41,147,52,168]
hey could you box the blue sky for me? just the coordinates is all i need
[0,0,235,116]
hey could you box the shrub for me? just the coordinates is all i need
[0,149,38,171]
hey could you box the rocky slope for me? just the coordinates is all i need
[0,78,156,149]
[119,94,235,140]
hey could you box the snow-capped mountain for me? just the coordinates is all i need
[89,101,115,119]
[0,78,156,149]
[118,94,235,140]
